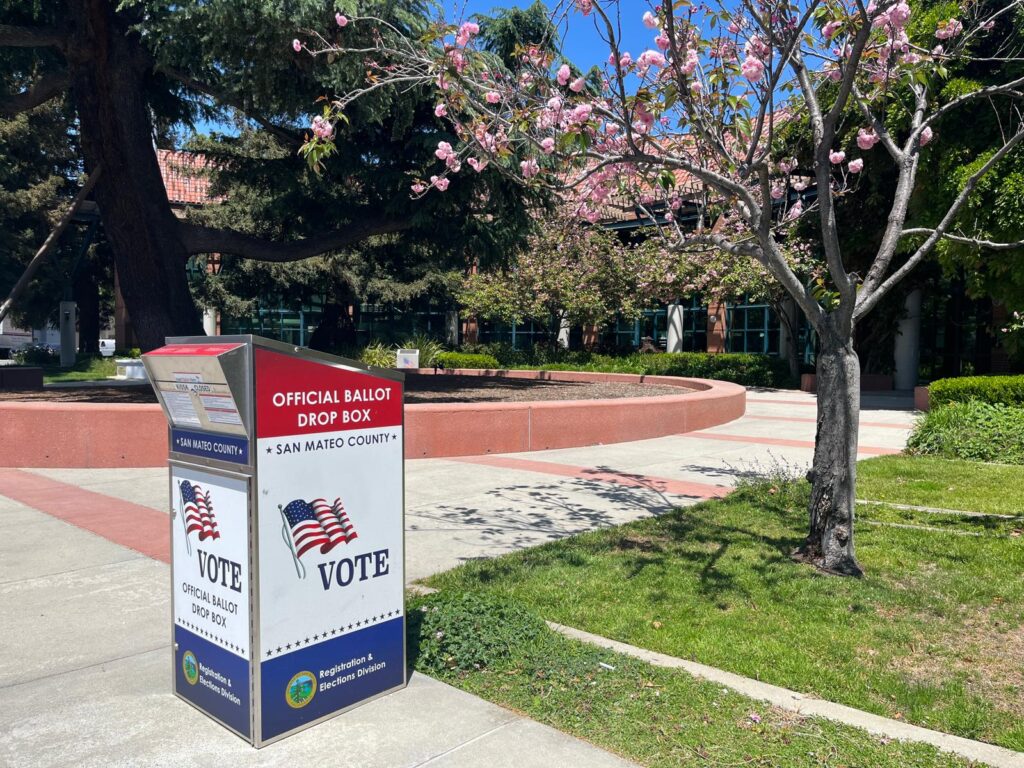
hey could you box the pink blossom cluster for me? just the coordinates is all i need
[435,140,462,171]
[636,49,667,73]
[856,127,879,150]
[935,19,963,40]
[311,115,333,140]
[455,21,479,47]
[741,35,770,82]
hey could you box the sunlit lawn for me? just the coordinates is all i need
[425,457,1024,751]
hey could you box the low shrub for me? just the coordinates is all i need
[906,401,1024,464]
[456,344,792,386]
[360,342,395,368]
[929,374,1024,407]
[409,591,548,673]
[12,344,58,366]
[436,351,500,369]
[400,334,446,368]
[536,351,792,387]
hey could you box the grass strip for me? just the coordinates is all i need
[856,456,1024,515]
[410,591,980,767]
[42,356,117,383]
[425,476,1024,751]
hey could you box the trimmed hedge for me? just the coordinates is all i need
[436,351,500,369]
[929,375,1024,407]
[906,401,1024,464]
[530,352,793,388]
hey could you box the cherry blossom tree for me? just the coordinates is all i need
[458,211,688,341]
[297,0,1024,576]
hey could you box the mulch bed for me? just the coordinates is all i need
[0,374,691,404]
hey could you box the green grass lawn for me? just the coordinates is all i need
[41,356,117,383]
[857,455,1024,515]
[424,459,1024,752]
[410,592,978,768]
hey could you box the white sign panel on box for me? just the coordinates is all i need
[254,346,405,742]
[169,465,252,737]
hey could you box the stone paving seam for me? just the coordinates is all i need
[0,554,142,587]
[0,645,167,692]
[409,720,521,767]
[548,622,1024,768]
[451,455,732,499]
[683,431,901,455]
[743,414,913,429]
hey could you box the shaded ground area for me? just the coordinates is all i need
[0,374,690,404]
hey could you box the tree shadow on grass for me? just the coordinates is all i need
[415,473,809,602]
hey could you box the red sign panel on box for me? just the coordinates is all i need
[254,348,402,438]
[146,343,245,357]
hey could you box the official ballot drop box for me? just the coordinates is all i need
[142,335,406,746]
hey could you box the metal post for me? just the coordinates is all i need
[59,301,77,368]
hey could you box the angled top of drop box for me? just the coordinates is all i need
[143,335,404,444]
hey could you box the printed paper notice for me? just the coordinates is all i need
[200,394,243,426]
[164,390,202,427]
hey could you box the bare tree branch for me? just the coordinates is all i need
[0,69,69,116]
[901,229,1024,250]
[922,73,1024,132]
[855,125,1024,319]
[177,216,415,263]
[792,51,856,316]
[0,24,65,49]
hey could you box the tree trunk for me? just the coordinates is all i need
[66,0,202,351]
[74,261,100,354]
[801,324,863,577]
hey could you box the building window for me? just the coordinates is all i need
[679,296,708,352]
[726,295,780,354]
[478,319,548,349]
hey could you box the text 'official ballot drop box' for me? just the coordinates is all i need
[142,335,406,746]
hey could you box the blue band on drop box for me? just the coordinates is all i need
[260,617,405,740]
[171,428,249,464]
[174,625,251,737]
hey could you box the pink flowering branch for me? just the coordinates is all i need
[296,0,1024,336]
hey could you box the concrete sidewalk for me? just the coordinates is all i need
[0,388,916,767]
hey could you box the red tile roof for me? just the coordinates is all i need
[156,149,223,206]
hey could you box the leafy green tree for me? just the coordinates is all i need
[0,93,114,352]
[0,0,539,349]
[459,212,686,342]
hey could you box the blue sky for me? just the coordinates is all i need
[446,0,660,70]
[193,1,660,136]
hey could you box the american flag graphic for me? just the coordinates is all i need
[281,498,358,559]
[179,480,220,541]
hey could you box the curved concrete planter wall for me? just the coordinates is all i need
[0,369,745,468]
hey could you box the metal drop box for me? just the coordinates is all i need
[142,335,406,746]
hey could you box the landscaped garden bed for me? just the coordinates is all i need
[416,455,1024,757]
[0,373,691,404]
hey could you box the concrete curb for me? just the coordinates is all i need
[0,369,745,467]
[548,622,1024,768]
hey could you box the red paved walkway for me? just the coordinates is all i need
[0,468,170,562]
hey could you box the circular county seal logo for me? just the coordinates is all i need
[285,670,317,709]
[182,651,199,686]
